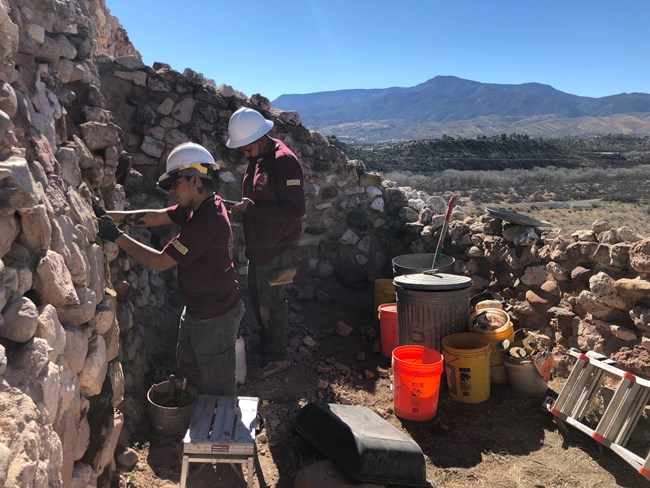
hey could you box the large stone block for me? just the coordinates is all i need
[34,250,79,306]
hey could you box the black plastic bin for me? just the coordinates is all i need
[392,253,455,276]
[291,402,428,486]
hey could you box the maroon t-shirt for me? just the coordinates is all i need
[242,139,306,263]
[163,194,240,319]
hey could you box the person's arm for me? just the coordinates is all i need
[113,234,177,271]
[97,215,176,271]
[107,209,173,227]
[91,196,173,227]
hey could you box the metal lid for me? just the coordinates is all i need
[393,272,473,291]
[485,207,552,228]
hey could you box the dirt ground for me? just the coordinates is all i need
[114,282,649,488]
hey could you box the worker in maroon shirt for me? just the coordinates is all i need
[227,107,306,379]
[95,142,244,396]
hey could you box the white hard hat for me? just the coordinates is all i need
[158,142,219,190]
[226,107,274,149]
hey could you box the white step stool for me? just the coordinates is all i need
[180,395,259,488]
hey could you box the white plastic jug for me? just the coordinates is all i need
[235,336,247,385]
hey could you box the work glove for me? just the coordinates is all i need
[97,215,124,242]
[92,195,107,218]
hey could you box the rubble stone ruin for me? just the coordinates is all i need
[0,0,648,486]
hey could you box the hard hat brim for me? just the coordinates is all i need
[226,119,274,149]
[158,163,219,190]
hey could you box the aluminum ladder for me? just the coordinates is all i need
[544,348,650,480]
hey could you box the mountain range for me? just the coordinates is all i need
[272,76,650,143]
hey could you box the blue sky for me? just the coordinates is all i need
[105,0,649,102]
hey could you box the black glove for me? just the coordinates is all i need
[92,196,107,218]
[98,216,124,242]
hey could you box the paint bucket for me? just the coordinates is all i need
[378,303,398,358]
[392,345,444,421]
[374,278,396,319]
[469,308,514,384]
[503,355,549,397]
[441,332,491,403]
[147,380,198,437]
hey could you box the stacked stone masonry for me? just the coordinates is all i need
[0,0,648,486]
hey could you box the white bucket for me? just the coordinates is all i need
[503,356,548,397]
[235,336,247,385]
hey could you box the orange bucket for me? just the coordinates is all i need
[392,345,444,421]
[378,303,398,358]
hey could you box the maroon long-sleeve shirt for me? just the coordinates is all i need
[241,139,305,264]
[164,194,241,318]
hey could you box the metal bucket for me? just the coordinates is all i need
[394,273,472,352]
[392,253,455,276]
[147,380,199,437]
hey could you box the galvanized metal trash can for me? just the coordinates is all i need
[394,272,472,352]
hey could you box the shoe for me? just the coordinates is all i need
[254,360,289,380]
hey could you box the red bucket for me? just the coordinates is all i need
[378,303,398,358]
[392,345,444,421]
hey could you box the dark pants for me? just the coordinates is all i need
[176,300,244,395]
[247,249,292,362]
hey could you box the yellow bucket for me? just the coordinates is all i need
[442,332,491,403]
[374,278,396,319]
[469,308,514,384]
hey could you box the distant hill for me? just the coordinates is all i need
[335,134,650,174]
[272,76,650,143]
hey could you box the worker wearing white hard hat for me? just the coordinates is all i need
[227,107,306,379]
[94,142,244,395]
[158,141,220,190]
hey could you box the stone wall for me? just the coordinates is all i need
[0,0,649,487]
